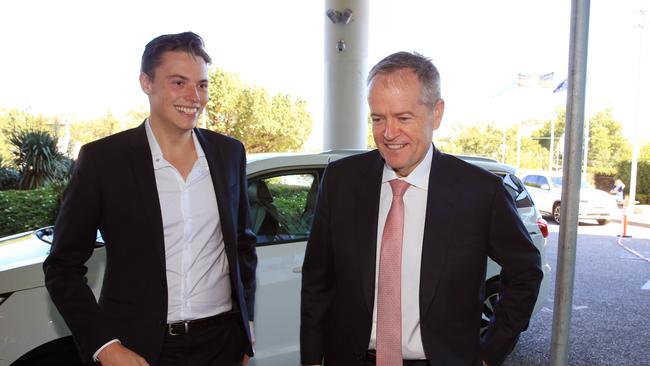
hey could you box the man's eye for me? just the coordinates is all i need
[174,81,184,86]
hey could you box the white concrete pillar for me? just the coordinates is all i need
[324,0,369,150]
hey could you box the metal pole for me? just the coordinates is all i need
[549,116,555,171]
[550,0,590,364]
[628,8,645,212]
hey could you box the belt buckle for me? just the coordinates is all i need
[168,321,189,336]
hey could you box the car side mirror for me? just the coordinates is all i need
[540,184,550,190]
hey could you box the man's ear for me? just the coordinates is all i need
[139,72,152,95]
[432,99,445,131]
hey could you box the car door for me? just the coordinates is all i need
[247,169,321,366]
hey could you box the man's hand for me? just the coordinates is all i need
[97,342,149,366]
[483,360,489,366]
[242,321,256,366]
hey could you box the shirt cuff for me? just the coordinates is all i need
[93,339,120,361]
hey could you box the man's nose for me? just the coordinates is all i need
[384,119,400,139]
[186,85,201,102]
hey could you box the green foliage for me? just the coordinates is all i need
[640,142,650,161]
[531,107,565,152]
[0,184,62,237]
[9,129,68,190]
[436,122,548,169]
[205,69,313,152]
[70,112,120,146]
[0,166,19,190]
[0,108,52,167]
[587,109,631,174]
[617,160,650,196]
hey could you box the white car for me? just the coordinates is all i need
[520,171,620,225]
[0,151,551,366]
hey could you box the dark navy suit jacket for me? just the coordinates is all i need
[301,147,542,366]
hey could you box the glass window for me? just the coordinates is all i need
[248,172,319,246]
[503,174,534,208]
[522,175,539,188]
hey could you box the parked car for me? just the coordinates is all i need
[0,151,551,366]
[520,171,620,225]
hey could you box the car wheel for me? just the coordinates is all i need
[481,279,500,336]
[553,202,561,224]
[597,219,608,225]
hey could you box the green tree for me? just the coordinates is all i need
[0,108,51,167]
[70,113,120,146]
[9,128,68,189]
[205,69,312,152]
[586,109,631,174]
[640,142,650,161]
[438,122,504,160]
[531,107,566,152]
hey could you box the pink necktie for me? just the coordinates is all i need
[377,179,410,366]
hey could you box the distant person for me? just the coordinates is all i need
[43,32,257,366]
[610,179,625,202]
[300,51,543,366]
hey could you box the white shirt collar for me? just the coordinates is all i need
[144,118,206,170]
[381,143,433,190]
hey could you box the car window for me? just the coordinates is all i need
[503,174,534,208]
[522,175,540,188]
[248,172,319,246]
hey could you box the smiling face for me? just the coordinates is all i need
[369,69,444,177]
[139,50,209,134]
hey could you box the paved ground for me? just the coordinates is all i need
[503,221,650,365]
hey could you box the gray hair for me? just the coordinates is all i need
[367,51,441,109]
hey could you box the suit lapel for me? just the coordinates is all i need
[358,152,385,315]
[194,129,238,286]
[129,123,166,271]
[419,148,457,317]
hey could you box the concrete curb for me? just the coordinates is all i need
[611,219,650,229]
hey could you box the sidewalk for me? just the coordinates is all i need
[611,204,650,229]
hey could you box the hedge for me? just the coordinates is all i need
[0,184,64,237]
[616,160,650,204]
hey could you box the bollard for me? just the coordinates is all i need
[618,203,631,238]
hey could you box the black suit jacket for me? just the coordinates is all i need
[300,148,542,366]
[43,124,257,363]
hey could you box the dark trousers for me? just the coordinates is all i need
[158,313,247,366]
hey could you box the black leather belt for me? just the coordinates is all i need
[366,350,430,366]
[167,311,238,336]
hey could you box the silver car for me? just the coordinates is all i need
[0,151,551,366]
[520,171,620,225]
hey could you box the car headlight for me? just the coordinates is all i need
[0,292,12,306]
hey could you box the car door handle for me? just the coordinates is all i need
[292,266,302,273]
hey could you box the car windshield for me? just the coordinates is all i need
[550,176,591,189]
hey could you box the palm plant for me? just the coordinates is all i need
[9,129,67,190]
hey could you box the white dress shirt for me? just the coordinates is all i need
[145,120,232,322]
[369,144,433,360]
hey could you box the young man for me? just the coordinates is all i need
[44,32,257,366]
[301,52,543,366]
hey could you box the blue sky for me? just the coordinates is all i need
[1,0,647,147]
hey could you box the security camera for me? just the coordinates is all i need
[336,40,346,52]
[340,8,353,24]
[326,8,340,24]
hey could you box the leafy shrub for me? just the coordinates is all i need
[8,129,68,189]
[0,167,19,190]
[0,184,63,237]
[617,160,650,195]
